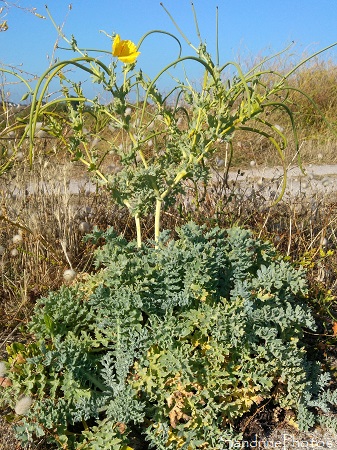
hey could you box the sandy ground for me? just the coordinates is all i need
[17,163,337,198]
[225,163,337,199]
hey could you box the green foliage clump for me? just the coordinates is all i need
[2,223,336,449]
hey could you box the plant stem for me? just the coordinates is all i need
[135,213,142,248]
[154,198,162,244]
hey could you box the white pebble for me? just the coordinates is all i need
[0,361,7,377]
[322,237,329,247]
[15,151,24,162]
[63,269,77,282]
[15,396,33,415]
[36,129,48,138]
[12,234,23,245]
[274,124,284,132]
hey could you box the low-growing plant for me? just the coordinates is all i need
[2,222,337,449]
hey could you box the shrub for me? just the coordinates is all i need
[2,222,337,449]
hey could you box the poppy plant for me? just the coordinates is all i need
[112,34,140,64]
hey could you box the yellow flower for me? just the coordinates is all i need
[112,34,140,64]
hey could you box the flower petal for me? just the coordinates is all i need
[118,52,141,64]
[112,34,140,64]
[112,34,121,56]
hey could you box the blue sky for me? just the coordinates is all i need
[2,0,337,102]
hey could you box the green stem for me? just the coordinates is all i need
[160,2,198,52]
[0,68,33,94]
[155,198,162,244]
[135,213,142,248]
[140,55,217,124]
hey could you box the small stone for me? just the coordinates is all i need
[0,361,7,377]
[322,237,329,247]
[36,129,48,138]
[15,396,33,415]
[79,222,90,233]
[63,269,77,282]
[274,124,284,132]
[12,234,23,245]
